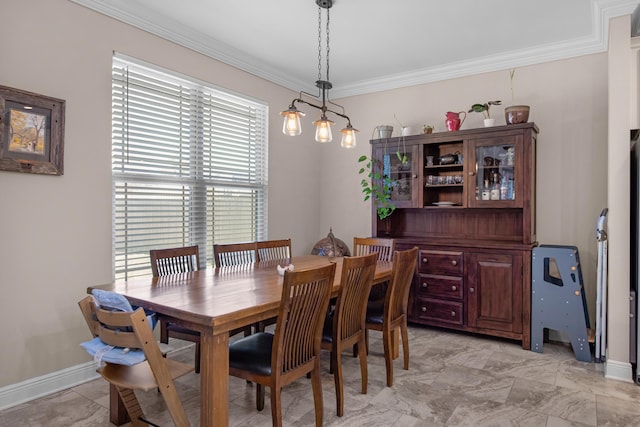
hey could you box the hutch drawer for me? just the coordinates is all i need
[419,250,463,276]
[415,297,464,326]
[417,274,463,300]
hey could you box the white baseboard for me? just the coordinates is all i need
[0,362,99,411]
[604,358,634,382]
[0,342,193,411]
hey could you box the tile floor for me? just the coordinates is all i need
[2,326,640,426]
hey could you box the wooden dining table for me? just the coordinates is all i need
[88,254,393,426]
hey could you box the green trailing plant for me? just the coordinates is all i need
[469,100,502,119]
[393,114,408,164]
[358,155,396,220]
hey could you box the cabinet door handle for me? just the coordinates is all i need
[422,258,428,264]
[451,285,457,291]
[469,171,476,176]
[451,260,457,266]
[451,311,456,317]
[412,174,418,179]
[469,287,475,293]
[422,282,428,288]
[421,306,427,312]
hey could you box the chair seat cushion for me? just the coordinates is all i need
[229,332,273,376]
[321,314,334,343]
[81,337,146,366]
[366,300,385,325]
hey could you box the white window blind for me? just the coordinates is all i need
[112,55,268,280]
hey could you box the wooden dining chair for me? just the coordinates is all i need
[78,296,193,426]
[365,246,418,387]
[353,237,395,262]
[253,239,292,332]
[150,245,200,276]
[353,237,395,302]
[321,253,377,417]
[150,245,205,373]
[228,262,336,427]
[213,242,257,267]
[256,238,292,262]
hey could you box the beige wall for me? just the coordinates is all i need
[0,0,322,387]
[0,0,631,390]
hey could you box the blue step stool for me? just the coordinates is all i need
[531,245,592,362]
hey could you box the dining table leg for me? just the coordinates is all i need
[200,329,229,426]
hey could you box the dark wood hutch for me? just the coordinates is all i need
[370,122,538,349]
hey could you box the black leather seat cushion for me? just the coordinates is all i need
[366,300,384,325]
[321,314,334,343]
[228,332,273,376]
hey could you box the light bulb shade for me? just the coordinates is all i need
[340,125,359,148]
[280,107,304,136]
[313,117,334,143]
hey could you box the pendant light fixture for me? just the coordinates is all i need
[280,0,358,148]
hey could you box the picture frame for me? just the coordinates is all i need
[0,85,65,175]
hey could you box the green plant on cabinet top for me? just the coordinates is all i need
[358,155,396,220]
[469,100,502,119]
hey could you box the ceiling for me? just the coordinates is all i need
[72,0,639,98]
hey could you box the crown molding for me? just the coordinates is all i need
[70,0,640,99]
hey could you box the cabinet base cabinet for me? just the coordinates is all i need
[467,252,523,334]
[405,243,532,350]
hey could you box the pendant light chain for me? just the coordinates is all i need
[325,7,330,84]
[317,6,322,83]
[316,5,330,83]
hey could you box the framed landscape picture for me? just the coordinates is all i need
[0,85,65,175]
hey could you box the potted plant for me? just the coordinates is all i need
[469,100,502,127]
[358,155,396,220]
[505,68,530,124]
[422,124,434,134]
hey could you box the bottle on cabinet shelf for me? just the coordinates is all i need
[500,177,509,200]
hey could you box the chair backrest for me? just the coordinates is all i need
[256,238,292,262]
[150,245,200,277]
[353,237,395,262]
[273,262,335,379]
[385,247,419,322]
[213,242,257,267]
[333,253,378,342]
[79,295,153,352]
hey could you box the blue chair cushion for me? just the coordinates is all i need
[228,332,273,376]
[80,337,146,366]
[91,289,133,311]
[91,289,158,329]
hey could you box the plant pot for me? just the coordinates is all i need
[376,125,393,138]
[484,118,495,127]
[504,105,530,125]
